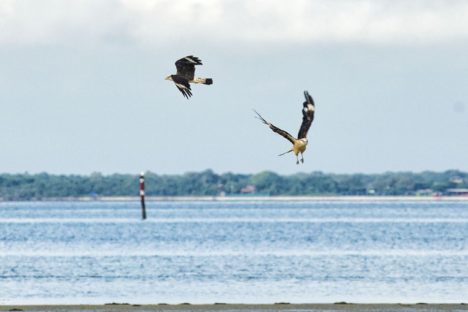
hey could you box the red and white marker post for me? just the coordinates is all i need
[139,172,147,220]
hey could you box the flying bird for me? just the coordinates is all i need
[165,55,213,99]
[254,91,316,164]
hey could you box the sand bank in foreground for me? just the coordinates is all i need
[1,304,467,311]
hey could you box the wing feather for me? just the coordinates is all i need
[297,91,315,139]
[171,75,192,99]
[254,110,295,144]
[175,55,202,81]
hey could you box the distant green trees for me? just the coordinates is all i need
[0,170,467,200]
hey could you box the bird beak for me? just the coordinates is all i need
[165,75,171,81]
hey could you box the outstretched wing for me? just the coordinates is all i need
[175,55,202,81]
[172,75,192,99]
[254,110,295,144]
[297,91,315,139]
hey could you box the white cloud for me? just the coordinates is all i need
[0,0,127,45]
[1,0,468,46]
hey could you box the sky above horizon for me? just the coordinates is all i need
[1,0,467,175]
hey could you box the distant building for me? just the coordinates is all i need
[450,176,464,184]
[240,185,256,194]
[446,188,468,196]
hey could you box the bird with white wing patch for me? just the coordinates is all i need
[165,55,213,99]
[255,91,316,164]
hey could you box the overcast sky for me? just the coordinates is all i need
[1,0,467,175]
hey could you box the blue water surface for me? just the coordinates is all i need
[0,200,467,304]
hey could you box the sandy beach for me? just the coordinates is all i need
[1,303,467,312]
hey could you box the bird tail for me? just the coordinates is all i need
[278,149,293,156]
[194,77,213,85]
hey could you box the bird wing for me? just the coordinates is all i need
[175,55,202,81]
[254,110,295,144]
[171,75,192,99]
[297,91,316,139]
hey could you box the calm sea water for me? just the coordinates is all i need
[0,200,467,304]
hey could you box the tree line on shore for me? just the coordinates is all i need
[0,170,467,200]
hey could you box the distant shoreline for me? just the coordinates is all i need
[2,195,468,202]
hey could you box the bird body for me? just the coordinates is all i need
[292,138,308,156]
[165,55,213,98]
[255,91,316,164]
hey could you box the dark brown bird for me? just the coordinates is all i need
[165,55,213,99]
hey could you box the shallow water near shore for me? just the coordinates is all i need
[0,200,467,304]
[1,303,468,312]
